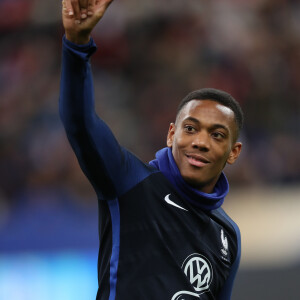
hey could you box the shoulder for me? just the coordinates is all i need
[214,207,241,240]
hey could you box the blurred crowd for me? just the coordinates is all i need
[0,0,299,249]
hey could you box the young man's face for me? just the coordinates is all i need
[167,99,242,193]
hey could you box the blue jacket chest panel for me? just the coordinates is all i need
[97,172,238,300]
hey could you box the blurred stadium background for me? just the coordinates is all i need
[0,0,299,299]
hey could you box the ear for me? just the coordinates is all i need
[166,123,175,147]
[227,142,242,164]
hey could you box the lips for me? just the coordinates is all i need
[186,153,210,168]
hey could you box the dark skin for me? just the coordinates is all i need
[167,100,242,193]
[62,0,114,44]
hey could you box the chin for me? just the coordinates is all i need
[182,174,204,189]
[182,171,216,193]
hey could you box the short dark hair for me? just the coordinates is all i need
[176,88,244,138]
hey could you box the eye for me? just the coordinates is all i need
[184,125,196,133]
[211,132,225,139]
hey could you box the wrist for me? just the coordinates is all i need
[65,31,91,45]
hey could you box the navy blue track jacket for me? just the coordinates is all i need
[59,36,241,300]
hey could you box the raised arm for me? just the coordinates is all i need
[60,0,152,200]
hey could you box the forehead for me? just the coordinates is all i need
[177,99,236,128]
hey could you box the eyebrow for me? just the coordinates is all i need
[182,117,230,133]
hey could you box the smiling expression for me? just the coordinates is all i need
[167,99,242,193]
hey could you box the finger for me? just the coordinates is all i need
[91,0,113,20]
[79,0,88,9]
[87,0,95,16]
[62,0,70,14]
[62,0,67,13]
[103,0,114,11]
[80,8,88,19]
[62,0,73,18]
[79,0,89,19]
[70,0,81,23]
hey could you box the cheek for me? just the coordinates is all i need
[174,136,184,148]
[171,136,187,164]
[171,133,182,149]
[172,137,183,155]
[213,143,231,162]
[174,131,190,147]
[220,146,233,164]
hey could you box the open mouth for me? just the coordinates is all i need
[186,153,210,168]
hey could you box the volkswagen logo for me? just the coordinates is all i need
[182,253,213,293]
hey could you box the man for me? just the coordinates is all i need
[60,0,243,299]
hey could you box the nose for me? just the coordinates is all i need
[192,131,210,152]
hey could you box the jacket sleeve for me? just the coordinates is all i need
[59,36,152,200]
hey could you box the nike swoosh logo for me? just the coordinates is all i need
[164,194,188,211]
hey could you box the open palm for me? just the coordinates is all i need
[62,0,114,44]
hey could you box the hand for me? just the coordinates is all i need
[62,0,114,44]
